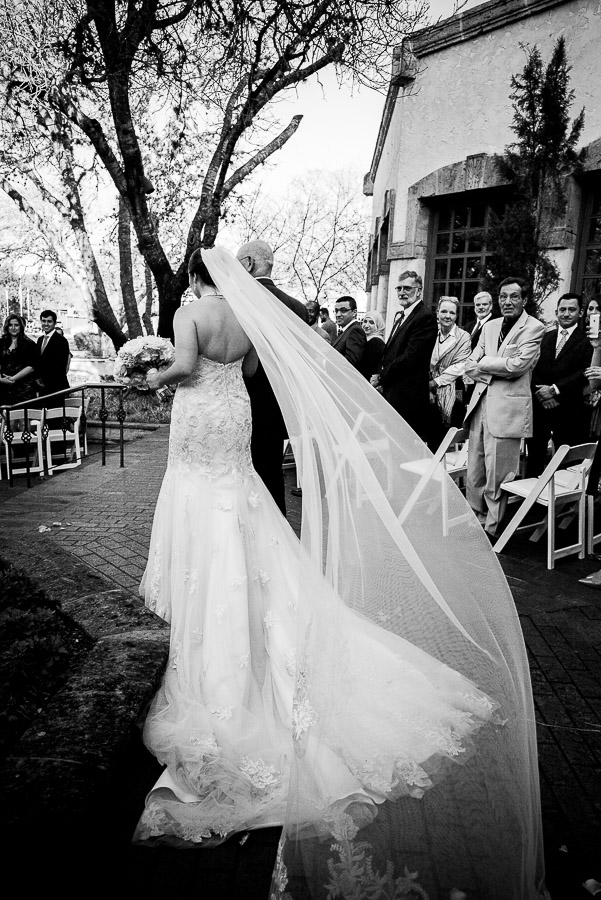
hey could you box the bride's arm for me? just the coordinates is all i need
[147,307,198,389]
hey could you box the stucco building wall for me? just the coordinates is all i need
[366,0,601,328]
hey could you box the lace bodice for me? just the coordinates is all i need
[168,355,253,479]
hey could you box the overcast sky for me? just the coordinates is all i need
[268,0,482,191]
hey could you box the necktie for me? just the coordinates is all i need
[555,328,569,358]
[388,309,405,342]
[497,319,511,349]
[41,335,49,353]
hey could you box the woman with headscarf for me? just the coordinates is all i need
[360,309,386,381]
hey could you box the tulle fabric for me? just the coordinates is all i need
[197,247,547,900]
[134,356,498,851]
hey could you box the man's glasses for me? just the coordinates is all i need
[499,293,522,301]
[396,285,418,294]
[335,308,353,314]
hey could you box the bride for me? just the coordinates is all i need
[135,246,547,899]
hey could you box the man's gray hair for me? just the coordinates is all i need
[398,270,422,288]
[474,291,493,304]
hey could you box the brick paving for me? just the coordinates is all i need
[1,427,600,899]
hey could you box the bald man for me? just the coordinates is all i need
[236,240,308,514]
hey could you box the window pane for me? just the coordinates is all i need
[449,258,464,280]
[449,282,464,300]
[452,232,466,254]
[470,204,486,228]
[434,259,448,280]
[588,217,601,244]
[463,282,480,305]
[465,257,481,279]
[438,209,452,231]
[454,207,468,230]
[585,250,601,275]
[468,232,484,253]
[591,189,601,217]
[436,232,450,254]
[432,283,446,305]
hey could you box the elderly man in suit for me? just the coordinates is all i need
[36,309,71,396]
[332,296,366,369]
[464,276,545,536]
[525,292,592,476]
[371,270,437,445]
[236,239,308,515]
[467,291,495,350]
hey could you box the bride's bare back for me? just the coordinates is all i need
[172,292,257,379]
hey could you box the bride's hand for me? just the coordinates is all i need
[146,368,161,390]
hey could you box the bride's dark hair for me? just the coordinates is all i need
[188,249,216,286]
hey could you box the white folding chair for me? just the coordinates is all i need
[399,427,472,536]
[64,395,89,456]
[493,442,597,569]
[1,407,45,479]
[44,404,83,474]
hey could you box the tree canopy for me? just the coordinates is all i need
[0,0,427,337]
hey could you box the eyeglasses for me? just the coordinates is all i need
[335,307,353,314]
[396,285,418,294]
[499,292,522,301]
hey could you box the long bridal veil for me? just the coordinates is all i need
[202,247,546,900]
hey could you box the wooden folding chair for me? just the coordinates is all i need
[398,426,472,536]
[44,405,83,474]
[493,442,597,569]
[1,407,45,479]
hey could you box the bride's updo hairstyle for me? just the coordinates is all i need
[188,248,216,287]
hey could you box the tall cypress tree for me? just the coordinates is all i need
[483,37,585,312]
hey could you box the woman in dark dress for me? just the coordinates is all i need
[0,314,38,406]
[361,310,386,380]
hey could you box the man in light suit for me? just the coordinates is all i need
[464,277,545,536]
[332,296,366,369]
[236,239,308,515]
[36,309,71,396]
[371,270,437,445]
[525,292,592,476]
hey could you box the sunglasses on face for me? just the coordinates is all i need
[336,308,353,314]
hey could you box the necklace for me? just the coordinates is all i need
[201,292,224,298]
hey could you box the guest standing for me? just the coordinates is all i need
[332,296,367,370]
[35,310,71,397]
[0,314,38,406]
[429,297,471,442]
[371,270,437,446]
[360,310,386,381]
[319,306,338,343]
[464,277,545,537]
[525,293,592,476]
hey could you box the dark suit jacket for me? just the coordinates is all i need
[332,320,367,369]
[379,303,437,439]
[466,315,495,350]
[531,326,592,408]
[243,278,308,513]
[35,330,70,396]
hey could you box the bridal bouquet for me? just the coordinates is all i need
[113,336,175,392]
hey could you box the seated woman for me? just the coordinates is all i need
[360,310,386,380]
[429,296,471,443]
[0,314,38,407]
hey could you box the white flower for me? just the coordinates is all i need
[212,706,233,721]
[231,574,247,588]
[239,653,250,669]
[215,604,225,624]
[215,498,233,511]
[248,491,261,508]
[268,534,280,549]
[190,734,219,754]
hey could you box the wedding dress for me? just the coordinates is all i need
[134,247,547,899]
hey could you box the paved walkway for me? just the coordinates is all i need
[1,428,600,899]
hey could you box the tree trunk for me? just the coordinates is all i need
[143,263,155,335]
[118,196,143,338]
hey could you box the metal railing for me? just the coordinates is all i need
[0,382,127,488]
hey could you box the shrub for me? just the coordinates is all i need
[86,385,173,425]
